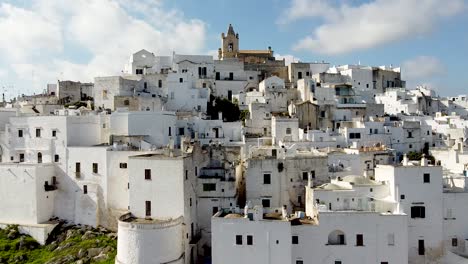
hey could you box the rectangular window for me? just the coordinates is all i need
[92,163,98,174]
[215,72,220,80]
[120,163,127,169]
[158,80,162,88]
[18,129,23,138]
[145,201,151,217]
[203,183,216,191]
[292,235,299,244]
[311,170,315,179]
[179,78,183,83]
[263,173,271,184]
[262,199,270,208]
[411,206,426,218]
[236,235,242,245]
[76,162,81,172]
[36,128,41,137]
[168,127,172,136]
[178,127,185,136]
[302,171,308,180]
[335,262,342,264]
[83,185,88,194]
[145,169,151,180]
[423,173,430,183]
[452,238,458,247]
[54,154,59,162]
[418,239,425,255]
[356,234,364,246]
[185,170,188,180]
[136,69,143,74]
[296,261,304,264]
[381,262,389,264]
[229,72,234,80]
[52,130,57,137]
[400,194,405,200]
[247,235,253,245]
[212,207,218,215]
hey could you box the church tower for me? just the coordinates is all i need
[218,24,239,60]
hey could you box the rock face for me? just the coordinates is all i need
[0,223,117,263]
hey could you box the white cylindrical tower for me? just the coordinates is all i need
[116,214,184,264]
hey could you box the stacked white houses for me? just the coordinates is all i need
[0,24,467,264]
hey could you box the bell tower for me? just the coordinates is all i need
[218,24,239,60]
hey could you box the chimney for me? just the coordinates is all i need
[402,153,409,166]
[421,154,428,166]
[308,173,313,188]
[282,205,288,219]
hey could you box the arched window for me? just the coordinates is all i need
[286,128,292,135]
[37,152,42,164]
[328,230,346,245]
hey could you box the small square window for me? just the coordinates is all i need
[236,235,242,245]
[292,235,299,244]
[400,194,405,200]
[423,173,430,183]
[247,235,253,245]
[262,199,270,208]
[145,169,151,180]
[120,163,127,169]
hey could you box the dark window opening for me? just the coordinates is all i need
[203,183,216,191]
[54,154,59,162]
[120,163,127,169]
[247,235,253,245]
[418,239,425,255]
[356,234,364,246]
[145,201,151,217]
[145,169,151,180]
[411,206,426,218]
[83,185,88,194]
[36,128,41,138]
[18,129,23,138]
[92,163,98,174]
[262,199,270,208]
[292,235,299,244]
[423,173,430,183]
[236,235,242,245]
[263,173,271,184]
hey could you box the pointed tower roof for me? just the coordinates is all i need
[227,24,235,35]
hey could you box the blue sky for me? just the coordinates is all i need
[0,0,466,99]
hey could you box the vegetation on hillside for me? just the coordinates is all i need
[0,224,117,264]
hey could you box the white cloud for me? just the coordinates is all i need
[280,0,465,55]
[0,0,208,97]
[402,56,444,81]
[0,3,63,61]
[275,54,301,66]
